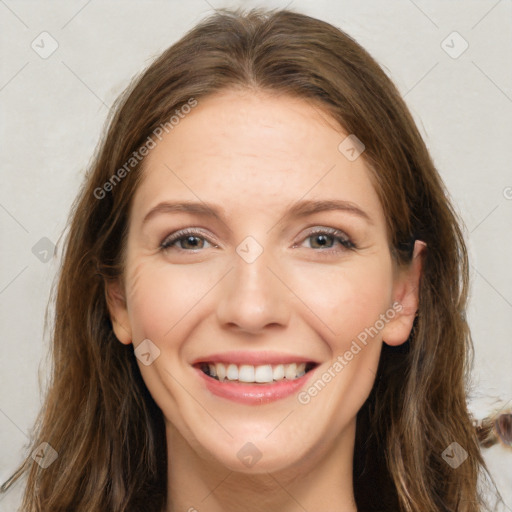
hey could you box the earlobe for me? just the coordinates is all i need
[105,279,133,345]
[381,240,426,347]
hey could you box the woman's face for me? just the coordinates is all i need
[108,89,421,474]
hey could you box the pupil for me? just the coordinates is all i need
[315,235,329,247]
[185,236,199,248]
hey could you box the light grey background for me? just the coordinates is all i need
[1,0,511,510]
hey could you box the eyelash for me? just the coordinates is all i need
[159,227,356,255]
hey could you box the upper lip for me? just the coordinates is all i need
[191,351,319,366]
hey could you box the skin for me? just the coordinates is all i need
[107,89,425,512]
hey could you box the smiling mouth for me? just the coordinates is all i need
[194,361,318,384]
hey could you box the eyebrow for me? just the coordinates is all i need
[142,199,373,226]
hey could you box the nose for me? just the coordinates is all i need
[215,241,291,334]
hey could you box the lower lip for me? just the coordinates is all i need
[194,366,316,405]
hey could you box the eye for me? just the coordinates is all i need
[160,228,216,252]
[160,226,356,254]
[297,227,356,254]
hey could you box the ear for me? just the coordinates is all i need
[381,240,426,346]
[105,279,133,345]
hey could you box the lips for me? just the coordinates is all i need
[191,351,320,405]
[191,351,319,383]
[191,350,319,366]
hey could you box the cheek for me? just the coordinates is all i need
[126,250,394,346]
[289,257,394,435]
[125,257,218,342]
[288,255,394,345]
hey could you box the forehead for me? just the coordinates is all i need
[132,90,385,227]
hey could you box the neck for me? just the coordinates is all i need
[164,420,358,512]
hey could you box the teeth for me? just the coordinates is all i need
[273,364,285,380]
[239,364,255,382]
[201,361,310,383]
[285,363,297,379]
[227,364,239,381]
[216,363,226,381]
[255,364,273,383]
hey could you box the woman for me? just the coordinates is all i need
[1,7,500,511]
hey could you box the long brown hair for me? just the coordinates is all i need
[2,7,499,511]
